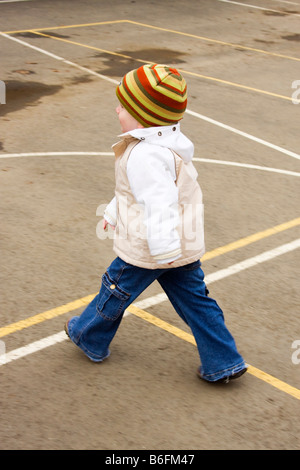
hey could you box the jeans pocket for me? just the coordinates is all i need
[96,272,130,321]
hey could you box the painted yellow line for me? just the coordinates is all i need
[128,305,300,401]
[2,23,298,102]
[0,20,128,34]
[24,31,298,103]
[0,294,96,338]
[126,20,300,63]
[177,69,297,103]
[0,217,298,339]
[128,305,196,346]
[2,19,299,63]
[31,31,147,63]
[246,365,300,401]
[202,217,300,261]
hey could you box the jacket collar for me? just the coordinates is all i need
[113,122,194,162]
[118,123,181,143]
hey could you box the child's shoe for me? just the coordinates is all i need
[197,366,247,384]
[64,319,71,338]
[64,317,110,363]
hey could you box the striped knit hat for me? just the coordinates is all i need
[116,64,187,127]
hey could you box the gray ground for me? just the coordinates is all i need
[0,0,299,450]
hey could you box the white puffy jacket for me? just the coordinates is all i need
[104,123,205,268]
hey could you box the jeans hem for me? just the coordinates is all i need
[67,316,110,363]
[199,361,246,382]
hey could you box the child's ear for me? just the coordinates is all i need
[137,123,144,129]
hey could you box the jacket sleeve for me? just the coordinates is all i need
[127,143,181,263]
[104,196,117,227]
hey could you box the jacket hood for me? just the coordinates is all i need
[119,123,194,162]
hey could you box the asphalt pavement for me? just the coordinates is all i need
[0,0,299,451]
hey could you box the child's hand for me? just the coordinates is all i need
[103,219,115,231]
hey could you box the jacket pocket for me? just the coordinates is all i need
[96,272,130,321]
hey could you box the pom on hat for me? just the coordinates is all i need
[116,64,187,127]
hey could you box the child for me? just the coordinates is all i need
[65,64,247,383]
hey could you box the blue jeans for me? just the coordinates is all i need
[67,257,246,381]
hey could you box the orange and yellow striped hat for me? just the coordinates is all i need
[116,64,187,127]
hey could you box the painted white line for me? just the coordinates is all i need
[0,152,114,158]
[273,0,300,5]
[129,238,300,306]
[0,0,31,3]
[0,295,168,364]
[1,152,299,178]
[2,32,300,161]
[1,239,299,366]
[205,238,300,283]
[0,331,66,365]
[186,110,300,161]
[123,293,168,317]
[193,158,300,177]
[217,0,300,16]
[0,33,119,85]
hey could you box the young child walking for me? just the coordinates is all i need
[65,64,247,383]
